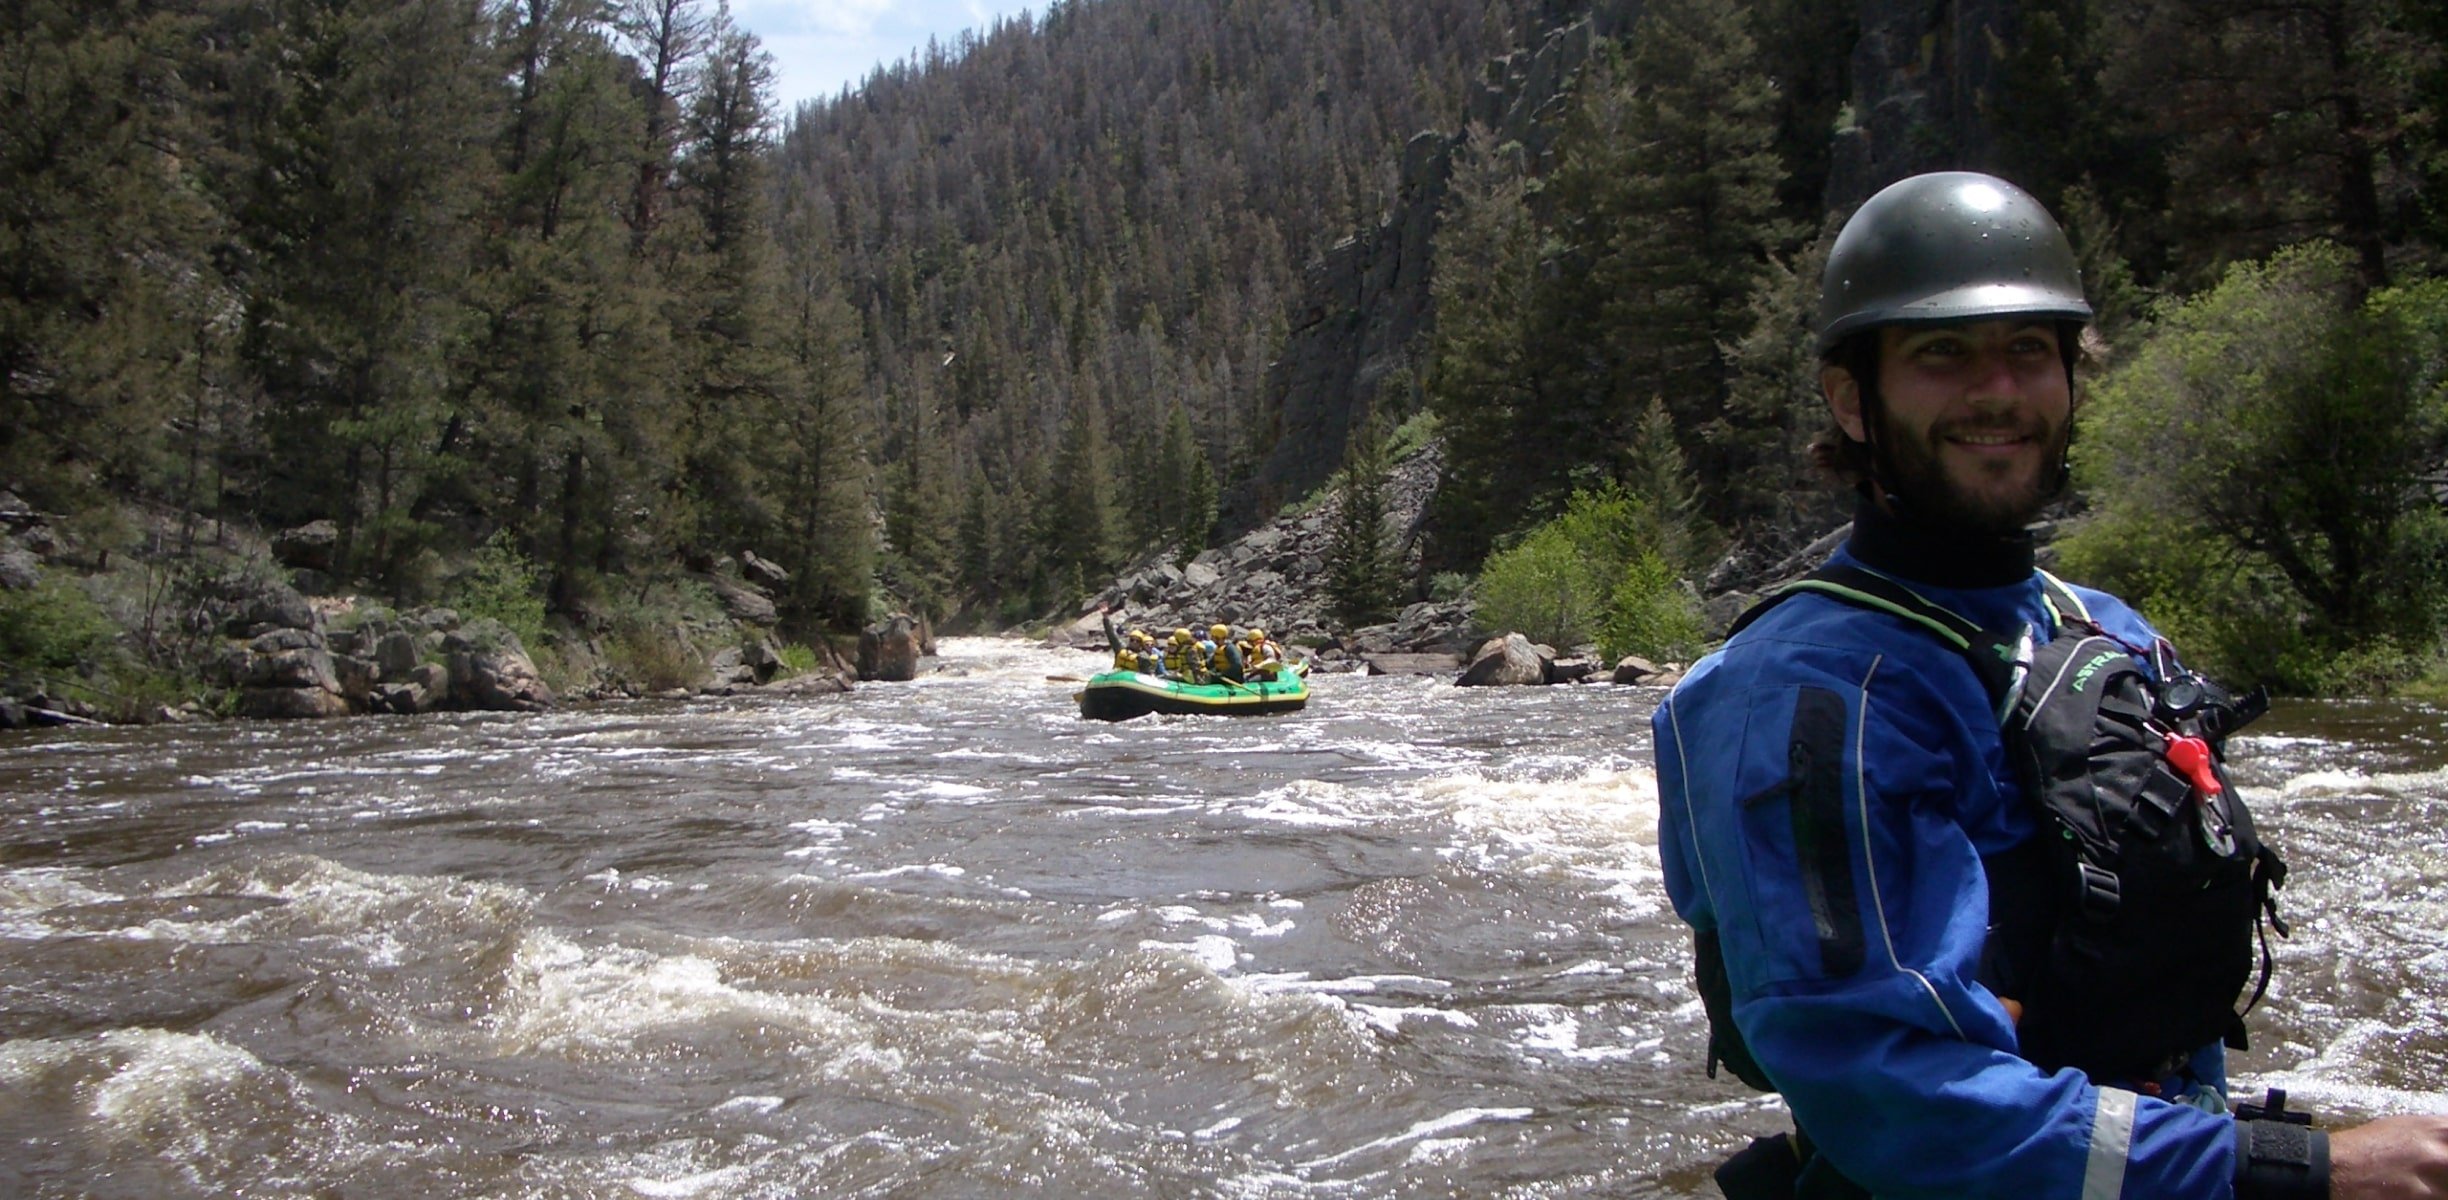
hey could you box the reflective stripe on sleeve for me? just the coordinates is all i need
[2083,1086,2136,1200]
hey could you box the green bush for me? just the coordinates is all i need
[1475,522,1597,648]
[1598,551,1707,664]
[2068,243,2448,694]
[0,578,119,676]
[1426,571,1472,603]
[777,643,820,673]
[607,620,707,692]
[1473,486,1705,660]
[448,532,548,651]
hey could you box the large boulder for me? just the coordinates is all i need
[0,539,38,590]
[222,578,319,637]
[1457,632,1548,687]
[1363,652,1466,676]
[444,620,555,712]
[271,520,340,571]
[858,613,924,682]
[707,572,778,625]
[237,686,352,720]
[738,550,791,589]
[239,630,341,693]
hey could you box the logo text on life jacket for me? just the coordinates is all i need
[2069,650,2119,693]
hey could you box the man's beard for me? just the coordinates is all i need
[1872,409,2071,538]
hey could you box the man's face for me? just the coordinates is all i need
[1822,319,2073,534]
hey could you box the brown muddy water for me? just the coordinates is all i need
[1,637,2442,1197]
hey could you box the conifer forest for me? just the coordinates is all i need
[6,0,2448,703]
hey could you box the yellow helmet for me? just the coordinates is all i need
[1173,628,1193,644]
[1210,624,1230,641]
[1129,628,1151,642]
[1249,628,1267,641]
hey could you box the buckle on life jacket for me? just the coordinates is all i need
[2074,860,2121,917]
[2129,763,2190,841]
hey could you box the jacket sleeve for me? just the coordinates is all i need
[1657,646,2241,1199]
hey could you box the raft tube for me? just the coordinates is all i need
[1075,668,1308,720]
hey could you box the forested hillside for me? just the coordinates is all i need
[778,0,1574,623]
[5,0,2448,712]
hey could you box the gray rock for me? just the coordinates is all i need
[332,654,377,703]
[238,686,352,720]
[448,643,554,712]
[0,541,39,590]
[858,613,924,682]
[1546,657,1599,685]
[244,645,340,693]
[375,630,423,678]
[271,520,339,571]
[1611,655,1664,685]
[1182,562,1222,591]
[739,549,791,588]
[225,581,317,636]
[248,627,322,654]
[708,573,777,625]
[744,638,783,684]
[1362,652,1466,676]
[707,646,752,687]
[1457,633,1548,687]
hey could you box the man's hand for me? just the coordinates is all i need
[2332,1116,2448,1199]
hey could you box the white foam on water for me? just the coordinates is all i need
[1227,912,1296,939]
[899,780,995,801]
[1344,1005,1479,1037]
[0,868,120,938]
[1297,1106,1534,1169]
[625,1164,753,1197]
[1139,933,1241,973]
[1417,765,1666,916]
[2237,1071,2448,1118]
[0,1028,361,1186]
[483,930,908,1080]
[1518,1005,1581,1055]
[1233,778,1382,829]
[1249,973,1452,997]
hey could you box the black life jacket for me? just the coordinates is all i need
[1696,563,2288,1088]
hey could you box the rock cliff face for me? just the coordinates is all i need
[1077,443,1473,656]
[1219,0,2014,540]
[1219,3,1641,535]
[1826,0,2021,210]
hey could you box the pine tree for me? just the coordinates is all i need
[1326,409,1403,627]
[225,0,499,584]
[462,0,640,607]
[1423,125,1541,571]
[0,0,226,515]
[668,14,791,558]
[774,182,873,631]
[1037,397,1120,604]
[1582,0,1789,515]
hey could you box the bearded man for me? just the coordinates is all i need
[1652,172,2448,1199]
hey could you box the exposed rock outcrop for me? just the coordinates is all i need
[1088,444,1471,658]
[858,613,927,682]
[1219,5,1641,536]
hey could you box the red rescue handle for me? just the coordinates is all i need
[2162,732,2223,798]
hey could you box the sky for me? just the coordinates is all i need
[730,0,1043,116]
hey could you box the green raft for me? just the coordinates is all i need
[1075,666,1309,720]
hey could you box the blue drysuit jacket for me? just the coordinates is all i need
[1654,543,2245,1198]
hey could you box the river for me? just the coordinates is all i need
[1,637,2442,1197]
